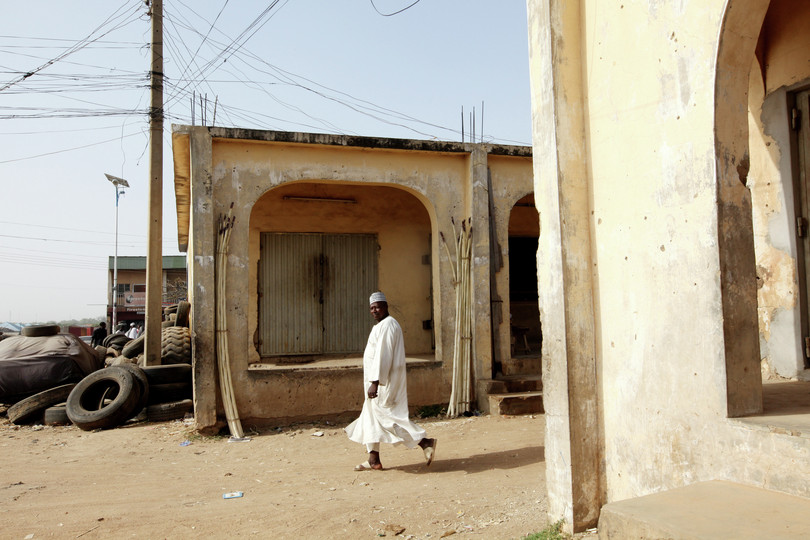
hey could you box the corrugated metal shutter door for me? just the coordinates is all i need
[323,234,378,353]
[259,232,378,357]
[259,233,323,355]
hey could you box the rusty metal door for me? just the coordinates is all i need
[259,233,377,356]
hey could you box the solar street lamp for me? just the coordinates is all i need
[105,173,130,331]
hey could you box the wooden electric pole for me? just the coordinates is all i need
[144,0,163,365]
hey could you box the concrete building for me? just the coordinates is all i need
[106,255,187,328]
[527,0,810,532]
[170,127,536,429]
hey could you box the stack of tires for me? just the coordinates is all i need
[7,301,194,429]
[6,364,192,429]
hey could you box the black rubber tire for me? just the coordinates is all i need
[142,364,191,385]
[147,399,193,422]
[102,333,130,349]
[115,364,150,414]
[43,405,70,426]
[174,301,191,328]
[121,334,145,359]
[21,324,60,337]
[7,384,76,424]
[66,368,141,431]
[147,382,192,405]
[161,326,191,364]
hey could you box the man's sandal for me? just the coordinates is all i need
[354,461,383,471]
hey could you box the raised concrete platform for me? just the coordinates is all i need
[598,480,810,539]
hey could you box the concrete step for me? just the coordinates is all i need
[482,375,543,394]
[500,355,541,376]
[488,390,544,415]
[598,480,810,539]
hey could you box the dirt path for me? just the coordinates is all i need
[0,413,551,539]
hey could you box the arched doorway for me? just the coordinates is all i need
[250,181,434,361]
[507,193,542,361]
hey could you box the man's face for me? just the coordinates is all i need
[369,301,389,322]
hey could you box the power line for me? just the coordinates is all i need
[369,0,423,17]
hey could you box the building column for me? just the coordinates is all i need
[528,0,602,532]
[188,127,218,432]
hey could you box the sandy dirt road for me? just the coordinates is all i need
[0,413,552,539]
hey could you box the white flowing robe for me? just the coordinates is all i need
[345,316,426,448]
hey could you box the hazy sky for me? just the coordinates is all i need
[0,1,532,323]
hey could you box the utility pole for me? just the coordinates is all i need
[144,0,163,365]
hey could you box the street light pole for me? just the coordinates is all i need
[105,173,130,331]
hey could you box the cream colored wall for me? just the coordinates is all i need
[748,0,810,378]
[249,182,433,356]
[528,0,810,530]
[205,138,467,423]
[488,156,536,372]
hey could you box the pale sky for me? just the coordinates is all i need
[0,1,532,323]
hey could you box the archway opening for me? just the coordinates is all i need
[249,182,434,362]
[508,193,542,360]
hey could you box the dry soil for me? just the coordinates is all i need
[0,412,559,540]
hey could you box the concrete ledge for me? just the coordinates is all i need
[598,480,810,539]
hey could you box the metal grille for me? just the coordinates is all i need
[259,233,377,356]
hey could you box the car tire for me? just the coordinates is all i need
[147,382,192,405]
[147,399,193,422]
[66,368,141,431]
[21,324,60,337]
[43,405,70,426]
[121,334,145,359]
[142,364,191,385]
[115,364,150,414]
[161,326,191,364]
[8,384,77,424]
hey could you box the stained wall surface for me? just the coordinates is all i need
[172,129,533,426]
[527,0,810,532]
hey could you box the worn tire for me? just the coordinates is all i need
[161,326,191,364]
[147,399,193,422]
[8,384,76,424]
[66,368,140,431]
[116,364,150,414]
[121,334,145,359]
[102,333,130,350]
[21,324,60,337]
[43,405,70,426]
[174,301,190,327]
[142,364,191,385]
[147,382,192,405]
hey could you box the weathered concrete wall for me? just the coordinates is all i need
[748,0,810,378]
[527,0,810,532]
[172,128,533,426]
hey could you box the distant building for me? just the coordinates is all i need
[107,255,187,327]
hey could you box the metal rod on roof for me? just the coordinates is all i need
[481,101,484,143]
[461,106,464,143]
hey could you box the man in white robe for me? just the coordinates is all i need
[345,291,436,471]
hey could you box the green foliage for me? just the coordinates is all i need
[415,404,446,418]
[522,521,568,540]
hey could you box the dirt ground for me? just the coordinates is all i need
[0,411,587,540]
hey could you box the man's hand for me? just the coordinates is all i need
[367,381,379,399]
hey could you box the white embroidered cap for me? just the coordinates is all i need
[369,291,387,305]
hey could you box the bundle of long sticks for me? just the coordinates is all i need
[216,203,244,439]
[441,217,473,417]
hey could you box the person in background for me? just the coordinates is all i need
[90,322,107,347]
[125,323,139,339]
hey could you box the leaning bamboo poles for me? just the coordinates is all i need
[216,203,245,439]
[441,217,473,417]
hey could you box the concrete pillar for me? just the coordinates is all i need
[470,146,494,410]
[188,127,219,432]
[527,0,602,532]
